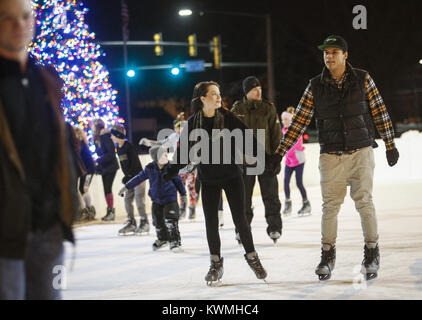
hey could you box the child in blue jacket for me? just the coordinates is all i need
[119,145,186,252]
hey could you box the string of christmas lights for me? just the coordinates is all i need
[29,0,124,156]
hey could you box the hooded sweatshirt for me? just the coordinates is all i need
[282,126,305,167]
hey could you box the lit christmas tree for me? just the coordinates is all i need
[29,0,123,154]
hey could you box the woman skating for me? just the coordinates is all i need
[163,81,267,285]
[92,118,119,221]
[74,126,96,221]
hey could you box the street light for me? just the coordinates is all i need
[127,69,136,77]
[178,9,275,102]
[178,9,193,16]
[171,67,180,76]
[419,59,422,65]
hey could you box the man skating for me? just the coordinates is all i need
[269,35,399,280]
[231,76,283,243]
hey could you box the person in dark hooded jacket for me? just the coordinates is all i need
[74,126,96,221]
[92,118,119,221]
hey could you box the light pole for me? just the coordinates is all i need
[121,0,132,142]
[178,9,275,103]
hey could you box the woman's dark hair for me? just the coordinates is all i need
[191,81,220,112]
[92,118,105,145]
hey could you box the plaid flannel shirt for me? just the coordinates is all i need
[276,71,396,156]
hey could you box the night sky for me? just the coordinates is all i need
[82,0,422,129]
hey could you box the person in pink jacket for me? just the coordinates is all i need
[281,107,311,215]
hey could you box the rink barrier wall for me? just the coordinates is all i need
[86,131,422,221]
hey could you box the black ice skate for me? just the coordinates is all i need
[118,219,136,236]
[135,219,150,235]
[152,239,168,251]
[283,199,292,215]
[188,206,196,220]
[361,244,380,280]
[244,253,267,281]
[170,240,183,253]
[205,256,224,286]
[102,208,115,221]
[298,199,311,216]
[315,246,336,281]
[269,231,281,244]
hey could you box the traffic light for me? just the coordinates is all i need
[212,35,222,69]
[154,32,163,56]
[188,34,197,57]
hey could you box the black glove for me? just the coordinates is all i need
[162,164,178,182]
[386,148,399,167]
[266,153,283,175]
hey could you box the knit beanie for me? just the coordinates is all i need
[110,124,126,139]
[281,111,293,121]
[242,76,261,95]
[149,145,165,164]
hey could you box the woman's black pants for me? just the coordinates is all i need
[201,175,255,256]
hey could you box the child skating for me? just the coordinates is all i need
[119,146,186,252]
[281,107,311,216]
[111,125,150,236]
[140,113,198,220]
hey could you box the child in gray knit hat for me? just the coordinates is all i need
[119,145,187,252]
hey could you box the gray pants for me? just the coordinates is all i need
[125,183,147,222]
[319,147,378,247]
[0,223,64,300]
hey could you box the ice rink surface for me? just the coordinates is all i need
[63,180,422,300]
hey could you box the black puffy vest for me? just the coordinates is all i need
[310,66,377,153]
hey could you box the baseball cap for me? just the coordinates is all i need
[318,35,348,52]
